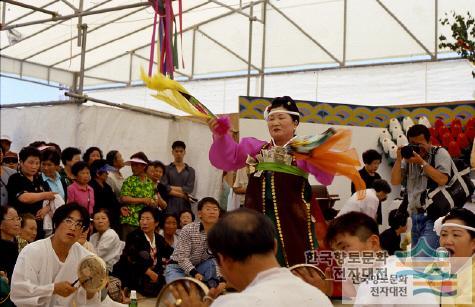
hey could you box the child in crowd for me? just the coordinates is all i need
[67,161,95,214]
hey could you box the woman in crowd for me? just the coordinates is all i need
[208,96,363,266]
[17,213,37,251]
[83,146,103,167]
[146,160,168,210]
[105,150,125,201]
[89,159,120,231]
[59,147,81,186]
[67,161,95,215]
[436,208,475,306]
[159,213,179,248]
[40,148,67,202]
[0,206,21,283]
[115,207,173,297]
[90,209,124,272]
[0,146,16,207]
[7,146,56,239]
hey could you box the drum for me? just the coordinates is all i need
[76,255,108,293]
[156,278,209,307]
[289,263,326,280]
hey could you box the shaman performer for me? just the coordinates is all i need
[208,96,364,267]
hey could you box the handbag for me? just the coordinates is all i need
[424,148,475,221]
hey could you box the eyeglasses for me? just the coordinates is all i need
[3,158,18,164]
[63,218,84,230]
[4,216,22,222]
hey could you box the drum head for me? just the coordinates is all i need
[289,263,326,280]
[156,278,209,307]
[77,255,108,292]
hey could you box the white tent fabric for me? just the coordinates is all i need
[1,0,473,89]
[87,59,475,116]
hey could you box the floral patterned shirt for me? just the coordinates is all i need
[120,175,155,226]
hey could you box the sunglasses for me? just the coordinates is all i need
[3,158,18,164]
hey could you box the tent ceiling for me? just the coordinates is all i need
[0,0,473,89]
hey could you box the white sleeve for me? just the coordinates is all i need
[95,230,124,270]
[10,246,54,307]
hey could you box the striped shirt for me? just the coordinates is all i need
[170,221,219,276]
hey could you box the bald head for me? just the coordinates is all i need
[208,208,276,262]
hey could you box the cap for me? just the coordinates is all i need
[0,135,12,143]
[97,164,116,173]
[4,151,18,159]
[125,158,148,165]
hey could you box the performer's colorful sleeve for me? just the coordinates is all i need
[296,159,335,186]
[209,134,265,171]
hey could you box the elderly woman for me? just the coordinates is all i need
[436,208,475,306]
[0,206,21,283]
[90,209,124,272]
[158,214,179,248]
[17,213,37,251]
[115,207,173,297]
[208,96,362,267]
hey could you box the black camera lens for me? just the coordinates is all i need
[401,145,414,159]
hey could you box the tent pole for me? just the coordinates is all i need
[259,0,267,96]
[77,0,84,46]
[246,2,254,96]
[1,0,59,17]
[434,0,438,60]
[343,0,347,65]
[1,2,149,31]
[78,24,88,95]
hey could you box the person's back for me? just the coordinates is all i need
[213,267,331,306]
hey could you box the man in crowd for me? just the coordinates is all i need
[165,197,222,286]
[161,141,196,216]
[337,179,391,221]
[391,124,451,252]
[164,208,332,307]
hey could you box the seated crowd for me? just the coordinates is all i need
[0,129,474,307]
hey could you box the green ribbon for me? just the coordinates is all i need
[256,162,308,179]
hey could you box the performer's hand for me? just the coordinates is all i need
[293,266,333,296]
[207,118,218,133]
[164,283,210,307]
[406,152,425,166]
[53,281,76,297]
[194,273,204,281]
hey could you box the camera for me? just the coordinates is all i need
[401,144,421,159]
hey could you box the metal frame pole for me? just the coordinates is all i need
[246,2,254,96]
[1,1,7,24]
[434,0,438,60]
[1,0,59,17]
[77,24,88,95]
[77,0,84,46]
[343,0,347,65]
[259,0,267,96]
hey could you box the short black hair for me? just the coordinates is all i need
[407,124,431,142]
[372,179,391,194]
[83,146,103,164]
[388,209,409,230]
[29,141,47,148]
[325,211,379,248]
[138,206,160,223]
[197,197,220,211]
[443,208,475,239]
[161,213,178,227]
[52,203,90,231]
[179,209,195,222]
[45,142,61,154]
[71,160,89,176]
[90,159,108,179]
[19,146,41,162]
[130,151,150,164]
[106,150,119,166]
[92,208,111,222]
[172,141,186,150]
[41,148,61,166]
[61,147,81,165]
[148,160,166,173]
[362,149,382,165]
[268,96,300,123]
[208,208,276,262]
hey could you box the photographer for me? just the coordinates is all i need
[391,124,451,253]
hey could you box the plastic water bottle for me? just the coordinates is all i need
[129,290,138,307]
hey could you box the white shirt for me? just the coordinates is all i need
[212,267,333,307]
[337,188,380,220]
[89,229,125,272]
[11,238,101,307]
